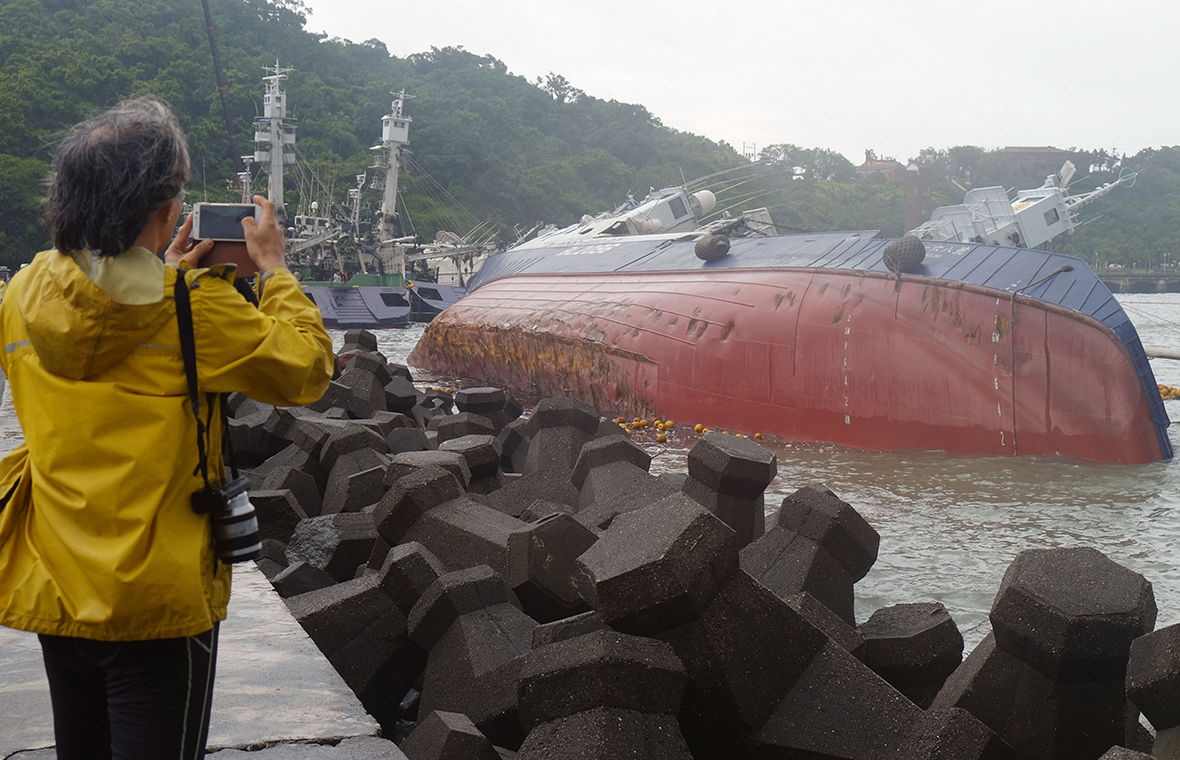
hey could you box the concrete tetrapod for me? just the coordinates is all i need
[933,546,1157,760]
[741,484,880,625]
[1127,623,1180,759]
[400,710,500,760]
[575,493,739,636]
[506,513,598,623]
[681,431,777,548]
[858,602,964,708]
[514,629,692,760]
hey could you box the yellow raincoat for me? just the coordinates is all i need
[0,249,332,640]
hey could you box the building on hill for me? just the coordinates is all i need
[855,154,906,182]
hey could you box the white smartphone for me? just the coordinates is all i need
[192,203,261,241]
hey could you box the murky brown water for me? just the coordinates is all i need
[3,293,1179,649]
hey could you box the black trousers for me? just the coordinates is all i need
[38,624,218,760]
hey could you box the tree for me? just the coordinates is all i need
[760,144,853,182]
[537,72,584,104]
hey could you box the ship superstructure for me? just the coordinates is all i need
[909,161,1137,249]
[252,61,296,215]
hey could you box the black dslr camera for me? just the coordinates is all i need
[191,476,262,563]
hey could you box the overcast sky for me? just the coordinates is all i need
[304,0,1176,164]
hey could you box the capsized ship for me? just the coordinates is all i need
[409,177,1170,464]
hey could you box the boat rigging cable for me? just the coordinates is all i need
[1120,303,1180,340]
[200,0,243,173]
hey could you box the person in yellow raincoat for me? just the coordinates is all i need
[0,97,333,759]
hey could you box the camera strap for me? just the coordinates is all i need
[174,270,245,487]
[173,270,216,492]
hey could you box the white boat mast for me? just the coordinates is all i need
[369,89,412,274]
[237,156,254,203]
[253,61,296,215]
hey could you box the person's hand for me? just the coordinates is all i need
[242,195,287,272]
[163,211,214,267]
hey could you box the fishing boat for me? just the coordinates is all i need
[241,66,480,328]
[409,172,1170,464]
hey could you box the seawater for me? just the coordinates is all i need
[2,294,1179,650]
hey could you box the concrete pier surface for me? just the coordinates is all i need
[0,564,396,759]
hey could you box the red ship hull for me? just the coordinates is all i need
[409,268,1164,464]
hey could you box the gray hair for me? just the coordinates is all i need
[45,96,190,256]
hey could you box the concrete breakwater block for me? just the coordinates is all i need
[990,547,1157,682]
[455,387,507,416]
[785,591,866,660]
[254,441,329,497]
[497,417,530,473]
[418,601,537,749]
[933,546,1157,760]
[285,574,401,661]
[431,412,497,446]
[514,707,693,760]
[516,629,687,728]
[575,493,739,636]
[455,387,519,437]
[408,566,519,651]
[520,398,601,474]
[375,467,466,545]
[284,573,425,733]
[320,424,390,472]
[322,464,387,516]
[1126,623,1180,758]
[227,408,284,466]
[661,570,830,750]
[531,610,609,648]
[272,560,337,598]
[231,351,1172,760]
[400,710,500,760]
[386,451,472,491]
[484,466,580,518]
[440,434,504,494]
[740,483,879,625]
[506,513,598,623]
[401,496,525,578]
[251,488,309,544]
[681,431,777,548]
[750,639,922,759]
[897,707,1016,760]
[380,541,449,616]
[571,435,653,487]
[571,437,674,530]
[342,328,379,354]
[1098,749,1157,760]
[286,512,379,582]
[256,464,323,518]
[512,630,693,759]
[385,375,420,414]
[858,601,964,708]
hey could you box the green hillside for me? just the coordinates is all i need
[0,0,1176,270]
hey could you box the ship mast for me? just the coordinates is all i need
[370,89,412,277]
[253,61,296,216]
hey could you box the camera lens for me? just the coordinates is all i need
[212,476,262,563]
